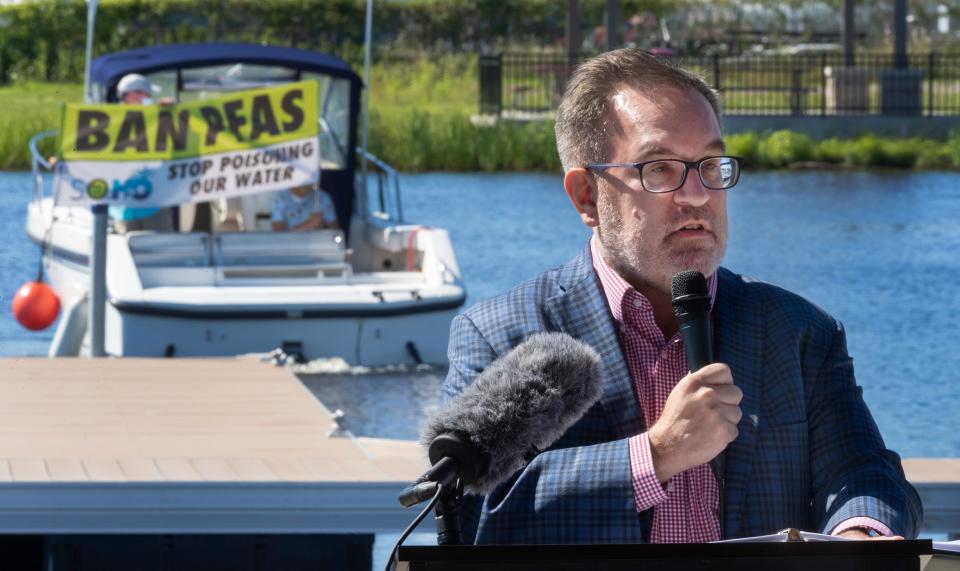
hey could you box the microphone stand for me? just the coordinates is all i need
[434,477,464,545]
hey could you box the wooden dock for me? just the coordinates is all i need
[0,357,426,533]
[0,357,955,537]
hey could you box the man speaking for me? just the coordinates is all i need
[442,49,922,544]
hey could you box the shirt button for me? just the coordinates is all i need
[632,298,643,308]
[666,481,676,492]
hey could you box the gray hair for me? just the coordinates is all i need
[554,48,722,172]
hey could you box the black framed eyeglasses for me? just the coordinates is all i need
[585,156,743,193]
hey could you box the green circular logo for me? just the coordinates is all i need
[87,179,109,200]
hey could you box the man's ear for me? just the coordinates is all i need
[563,168,600,228]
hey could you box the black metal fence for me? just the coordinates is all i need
[480,52,960,117]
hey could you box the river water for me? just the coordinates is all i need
[1,169,957,561]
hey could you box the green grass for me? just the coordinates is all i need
[0,81,80,169]
[367,107,560,172]
[369,54,477,115]
[726,129,960,170]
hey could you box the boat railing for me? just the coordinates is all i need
[358,147,404,224]
[29,130,57,204]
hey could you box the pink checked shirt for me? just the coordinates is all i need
[589,236,891,541]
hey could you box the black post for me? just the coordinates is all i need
[894,0,908,69]
[478,54,503,116]
[712,53,721,91]
[605,0,621,50]
[821,52,828,117]
[928,52,935,117]
[843,0,856,67]
[566,0,580,67]
[791,69,803,116]
[563,0,581,100]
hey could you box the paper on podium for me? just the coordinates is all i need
[716,528,853,543]
[934,542,960,554]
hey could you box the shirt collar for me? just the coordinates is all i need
[589,234,718,328]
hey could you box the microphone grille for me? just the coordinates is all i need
[671,270,710,313]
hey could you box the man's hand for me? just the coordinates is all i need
[291,213,322,231]
[648,363,743,483]
[836,528,904,540]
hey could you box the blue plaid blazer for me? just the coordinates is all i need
[444,243,922,544]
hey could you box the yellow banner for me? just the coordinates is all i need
[58,80,318,161]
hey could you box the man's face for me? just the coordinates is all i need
[593,86,728,294]
[121,90,152,104]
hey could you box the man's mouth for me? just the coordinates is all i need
[671,221,711,236]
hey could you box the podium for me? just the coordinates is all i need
[397,540,933,571]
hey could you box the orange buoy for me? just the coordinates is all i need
[12,281,61,331]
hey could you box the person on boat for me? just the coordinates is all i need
[110,74,176,233]
[271,184,339,232]
[443,48,921,544]
[47,74,176,232]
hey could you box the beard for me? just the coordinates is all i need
[595,187,727,294]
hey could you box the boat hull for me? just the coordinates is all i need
[105,302,458,365]
[27,199,466,366]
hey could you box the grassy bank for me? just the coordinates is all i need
[726,130,960,170]
[365,54,557,171]
[6,59,960,172]
[0,82,79,169]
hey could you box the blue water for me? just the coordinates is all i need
[0,172,55,356]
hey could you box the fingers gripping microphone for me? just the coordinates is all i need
[671,270,726,535]
[398,332,602,508]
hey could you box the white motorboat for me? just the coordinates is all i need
[24,43,466,366]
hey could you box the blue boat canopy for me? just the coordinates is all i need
[90,43,363,95]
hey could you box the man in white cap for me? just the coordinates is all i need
[111,73,175,231]
[117,73,159,104]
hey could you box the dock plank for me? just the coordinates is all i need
[155,459,204,481]
[11,459,49,482]
[118,459,164,481]
[227,458,277,481]
[192,458,238,481]
[902,458,960,483]
[46,459,88,481]
[84,460,127,482]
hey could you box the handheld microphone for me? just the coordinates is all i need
[671,269,725,534]
[398,331,602,507]
[671,270,713,371]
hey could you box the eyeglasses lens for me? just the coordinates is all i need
[701,157,738,189]
[640,157,739,192]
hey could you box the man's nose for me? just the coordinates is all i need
[673,168,710,208]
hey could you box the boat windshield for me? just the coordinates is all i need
[142,64,349,170]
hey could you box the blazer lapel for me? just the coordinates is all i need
[544,245,646,438]
[713,268,763,538]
